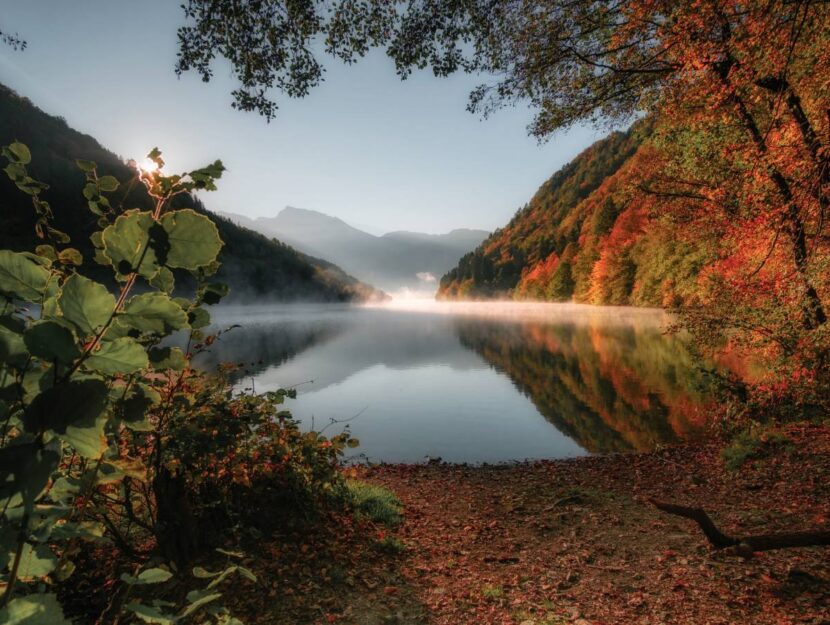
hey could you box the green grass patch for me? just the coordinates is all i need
[481,584,504,600]
[346,480,403,527]
[721,427,792,471]
[374,535,407,554]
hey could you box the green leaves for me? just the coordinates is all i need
[121,293,188,335]
[101,210,159,279]
[186,160,225,191]
[180,590,221,617]
[0,250,51,302]
[160,210,223,270]
[0,443,59,512]
[148,346,187,372]
[124,603,176,625]
[100,456,146,482]
[93,340,148,380]
[23,379,108,437]
[0,317,28,367]
[2,143,49,197]
[117,383,160,431]
[24,321,80,364]
[101,209,223,279]
[122,567,174,585]
[121,568,177,624]
[75,159,96,173]
[149,267,175,293]
[98,175,119,192]
[6,142,31,165]
[59,274,115,337]
[57,248,82,266]
[64,415,108,458]
[198,282,229,306]
[192,564,257,588]
[85,338,148,375]
[0,144,244,625]
[187,307,211,330]
[0,593,71,625]
[14,543,57,581]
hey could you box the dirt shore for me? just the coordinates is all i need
[234,423,830,625]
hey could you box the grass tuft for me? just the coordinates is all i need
[721,427,792,471]
[346,480,403,527]
[374,535,407,554]
[482,584,505,600]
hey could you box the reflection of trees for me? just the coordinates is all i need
[192,319,344,381]
[455,318,713,453]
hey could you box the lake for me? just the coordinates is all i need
[194,301,717,464]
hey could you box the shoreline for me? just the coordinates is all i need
[231,422,830,625]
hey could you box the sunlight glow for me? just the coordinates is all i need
[137,157,160,175]
[362,298,671,326]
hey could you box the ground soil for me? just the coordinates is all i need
[232,423,830,625]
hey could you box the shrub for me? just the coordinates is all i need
[0,143,357,623]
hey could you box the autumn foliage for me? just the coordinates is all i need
[438,0,830,413]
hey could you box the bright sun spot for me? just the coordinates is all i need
[137,158,160,175]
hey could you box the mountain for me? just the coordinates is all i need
[0,84,384,303]
[437,119,707,306]
[219,207,489,294]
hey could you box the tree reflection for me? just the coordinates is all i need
[454,317,714,453]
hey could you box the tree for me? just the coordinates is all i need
[177,0,828,327]
[0,26,26,51]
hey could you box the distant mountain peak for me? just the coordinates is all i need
[0,83,383,303]
[280,205,337,219]
[222,207,490,293]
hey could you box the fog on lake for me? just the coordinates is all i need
[193,301,716,463]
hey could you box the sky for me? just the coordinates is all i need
[0,1,606,235]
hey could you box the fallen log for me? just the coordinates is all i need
[649,499,830,554]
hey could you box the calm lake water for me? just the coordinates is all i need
[194,301,716,463]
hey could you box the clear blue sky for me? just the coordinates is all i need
[0,1,606,234]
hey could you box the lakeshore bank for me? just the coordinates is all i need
[229,423,830,625]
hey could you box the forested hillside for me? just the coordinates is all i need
[438,120,708,307]
[0,84,383,302]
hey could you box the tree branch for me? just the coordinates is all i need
[650,499,830,554]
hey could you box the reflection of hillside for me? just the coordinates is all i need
[197,308,487,393]
[193,304,716,456]
[192,319,343,380]
[455,318,712,453]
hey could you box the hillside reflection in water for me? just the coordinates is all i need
[194,302,716,463]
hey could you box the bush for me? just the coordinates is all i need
[0,143,357,624]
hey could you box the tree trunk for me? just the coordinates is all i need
[715,63,827,328]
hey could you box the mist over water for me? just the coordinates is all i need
[195,301,716,463]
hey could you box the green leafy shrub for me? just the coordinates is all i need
[0,142,357,624]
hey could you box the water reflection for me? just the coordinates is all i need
[193,306,346,380]
[195,303,716,462]
[455,316,711,453]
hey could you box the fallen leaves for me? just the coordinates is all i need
[218,423,830,625]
